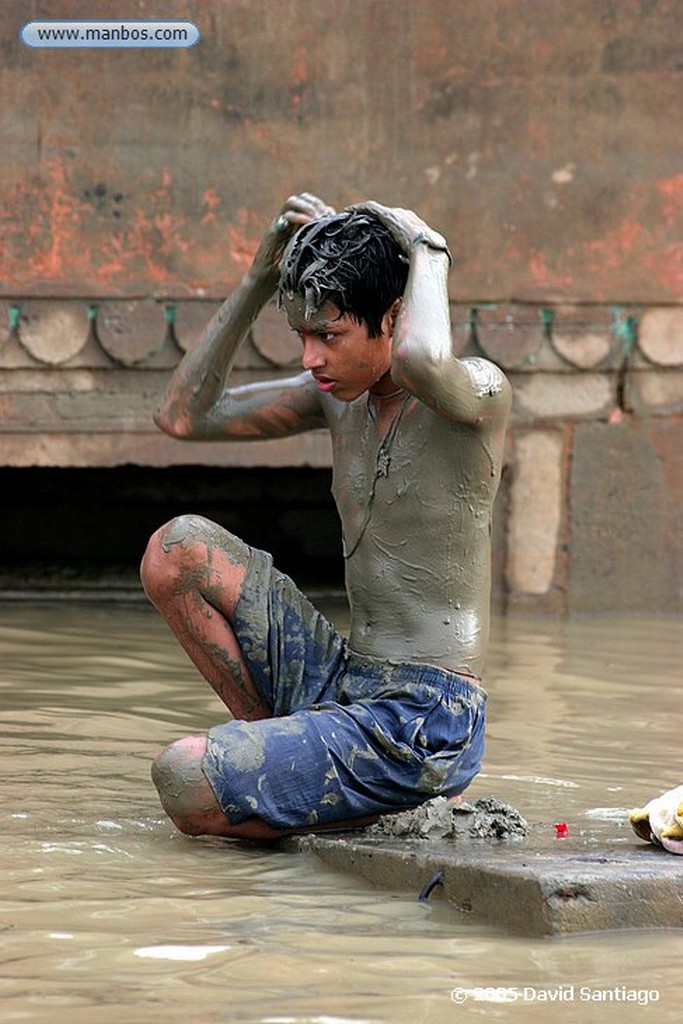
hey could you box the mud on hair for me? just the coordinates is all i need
[278,210,409,338]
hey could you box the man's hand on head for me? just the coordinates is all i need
[346,200,452,263]
[274,192,335,233]
[252,192,336,280]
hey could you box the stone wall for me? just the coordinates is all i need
[1,0,682,609]
[3,0,681,303]
[1,297,681,610]
[483,305,683,613]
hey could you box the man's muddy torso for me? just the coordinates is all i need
[323,388,505,678]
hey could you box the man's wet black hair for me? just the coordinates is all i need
[278,210,409,338]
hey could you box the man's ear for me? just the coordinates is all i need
[383,298,402,337]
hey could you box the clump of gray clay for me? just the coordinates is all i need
[366,796,528,840]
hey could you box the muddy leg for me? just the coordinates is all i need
[152,734,382,840]
[140,514,271,721]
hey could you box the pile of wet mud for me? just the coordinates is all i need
[366,796,528,840]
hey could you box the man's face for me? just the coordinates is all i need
[283,296,394,402]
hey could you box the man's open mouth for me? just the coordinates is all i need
[313,375,337,392]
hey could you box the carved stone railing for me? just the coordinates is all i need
[1,298,681,611]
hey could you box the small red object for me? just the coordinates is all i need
[554,821,568,837]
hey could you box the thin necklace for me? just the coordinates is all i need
[367,386,406,425]
[344,392,412,560]
[369,385,405,401]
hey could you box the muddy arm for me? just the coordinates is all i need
[351,201,511,427]
[154,193,333,441]
[182,371,327,441]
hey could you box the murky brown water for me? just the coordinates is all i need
[1,599,682,1023]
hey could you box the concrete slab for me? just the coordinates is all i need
[293,817,683,937]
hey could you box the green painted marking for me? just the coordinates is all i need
[611,307,638,357]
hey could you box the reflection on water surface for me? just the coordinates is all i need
[1,601,682,1023]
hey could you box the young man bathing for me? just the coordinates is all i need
[141,192,511,840]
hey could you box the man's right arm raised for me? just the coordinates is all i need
[154,193,333,441]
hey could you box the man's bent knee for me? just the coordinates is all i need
[140,514,210,599]
[140,515,250,605]
[151,735,288,840]
[151,734,227,836]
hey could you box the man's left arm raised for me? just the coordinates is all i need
[352,201,512,427]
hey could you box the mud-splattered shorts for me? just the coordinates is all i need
[201,544,487,831]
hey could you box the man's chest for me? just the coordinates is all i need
[328,399,469,558]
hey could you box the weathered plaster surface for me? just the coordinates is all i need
[1,0,681,301]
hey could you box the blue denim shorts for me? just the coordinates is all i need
[202,545,487,831]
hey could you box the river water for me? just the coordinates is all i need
[1,599,682,1023]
